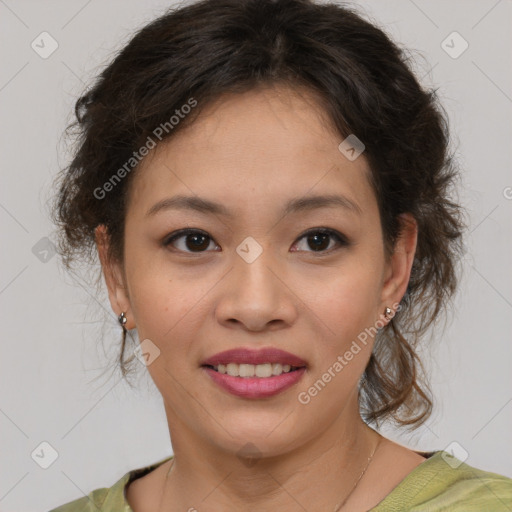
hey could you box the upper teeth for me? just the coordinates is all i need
[212,363,297,377]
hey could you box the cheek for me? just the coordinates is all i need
[312,292,376,394]
[315,258,383,346]
[128,270,208,342]
[298,270,381,415]
[122,239,201,341]
[126,267,210,399]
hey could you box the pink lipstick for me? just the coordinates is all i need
[201,347,307,399]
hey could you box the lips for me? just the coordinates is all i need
[201,347,307,368]
[203,366,306,398]
[201,348,307,399]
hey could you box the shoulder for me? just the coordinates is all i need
[48,455,173,512]
[435,453,512,510]
[48,487,110,512]
[373,450,512,511]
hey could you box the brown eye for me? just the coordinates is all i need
[164,229,218,253]
[292,228,349,253]
[306,232,330,251]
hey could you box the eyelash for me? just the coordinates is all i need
[163,227,349,255]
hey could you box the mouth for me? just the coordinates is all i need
[200,347,308,398]
[201,347,308,375]
[202,362,304,378]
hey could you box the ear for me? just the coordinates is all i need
[95,225,135,330]
[379,213,418,317]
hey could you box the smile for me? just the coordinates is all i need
[201,347,308,398]
[205,363,302,378]
[202,365,307,399]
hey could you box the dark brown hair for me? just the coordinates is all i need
[50,0,465,429]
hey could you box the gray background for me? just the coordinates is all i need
[1,0,511,510]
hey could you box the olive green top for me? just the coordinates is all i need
[49,450,512,511]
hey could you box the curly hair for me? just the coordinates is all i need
[50,0,465,429]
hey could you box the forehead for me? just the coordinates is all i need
[126,85,375,220]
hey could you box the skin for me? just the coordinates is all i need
[96,84,425,512]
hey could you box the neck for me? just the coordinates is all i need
[160,395,381,511]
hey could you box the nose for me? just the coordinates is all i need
[215,244,298,332]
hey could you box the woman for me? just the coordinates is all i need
[49,0,512,510]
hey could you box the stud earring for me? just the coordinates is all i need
[118,311,127,330]
[384,306,393,319]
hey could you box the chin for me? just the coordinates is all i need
[206,415,303,459]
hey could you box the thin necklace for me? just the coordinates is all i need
[157,458,175,512]
[333,436,381,512]
[157,436,381,512]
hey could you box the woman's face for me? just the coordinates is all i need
[98,85,415,459]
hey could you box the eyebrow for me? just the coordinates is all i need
[145,193,362,218]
